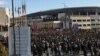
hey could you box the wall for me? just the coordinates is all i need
[0,8,8,25]
[71,16,92,29]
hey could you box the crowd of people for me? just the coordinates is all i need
[31,29,100,56]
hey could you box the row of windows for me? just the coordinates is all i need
[73,19,96,22]
[78,24,100,27]
[72,10,97,15]
[0,26,8,31]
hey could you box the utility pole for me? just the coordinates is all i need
[62,3,66,8]
[62,3,67,29]
[11,0,16,56]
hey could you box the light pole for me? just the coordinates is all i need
[62,3,67,29]
[62,3,66,8]
[11,0,16,56]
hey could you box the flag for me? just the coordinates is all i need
[22,4,26,14]
[32,22,38,31]
[72,24,79,32]
[17,7,21,15]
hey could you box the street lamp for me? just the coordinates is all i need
[62,3,67,8]
[62,3,67,29]
[11,0,16,56]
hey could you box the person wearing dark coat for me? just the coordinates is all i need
[54,45,58,56]
[31,44,37,56]
[87,41,93,56]
[93,46,98,56]
[37,44,43,56]
[81,43,87,56]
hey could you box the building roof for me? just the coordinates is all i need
[26,6,100,17]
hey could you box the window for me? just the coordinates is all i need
[73,11,79,15]
[78,24,82,27]
[97,19,100,21]
[73,20,76,22]
[98,12,100,15]
[80,10,87,15]
[83,24,86,26]
[87,19,90,21]
[77,20,81,22]
[91,19,95,21]
[88,10,96,15]
[96,24,100,25]
[83,20,86,22]
[87,24,90,26]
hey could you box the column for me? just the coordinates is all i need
[79,12,80,16]
[96,12,98,15]
[87,11,88,16]
[72,12,73,16]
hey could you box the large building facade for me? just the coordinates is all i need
[0,7,9,38]
[0,8,8,25]
[10,7,100,29]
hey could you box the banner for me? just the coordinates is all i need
[72,24,79,32]
[32,22,38,31]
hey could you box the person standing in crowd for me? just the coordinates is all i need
[31,43,37,56]
[81,41,88,56]
[31,29,100,56]
[37,43,43,56]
